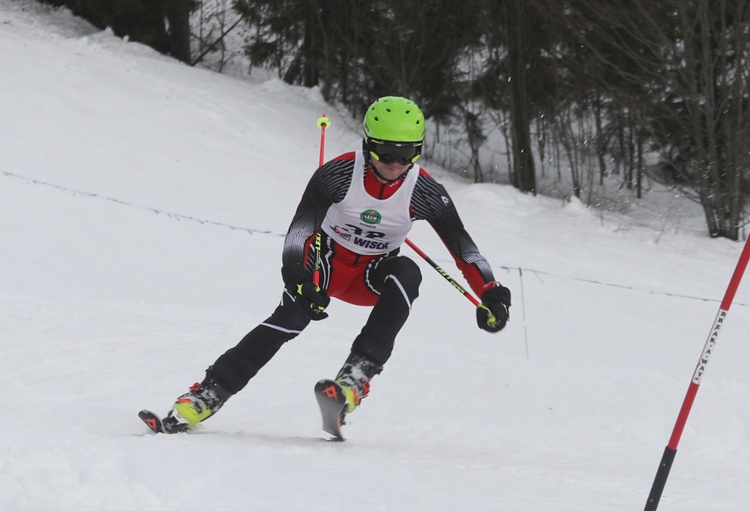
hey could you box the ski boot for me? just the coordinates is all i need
[335,351,383,417]
[170,372,232,430]
[314,351,383,439]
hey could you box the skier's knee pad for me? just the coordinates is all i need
[377,256,422,302]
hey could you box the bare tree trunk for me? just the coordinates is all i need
[555,107,582,198]
[593,95,607,186]
[636,130,643,199]
[537,115,547,179]
[505,0,537,194]
[165,0,192,63]
[463,109,487,182]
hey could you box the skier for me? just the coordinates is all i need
[152,96,511,434]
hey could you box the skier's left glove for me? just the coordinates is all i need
[476,283,511,333]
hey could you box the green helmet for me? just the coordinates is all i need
[363,96,425,143]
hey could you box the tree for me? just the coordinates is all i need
[469,0,565,192]
[39,0,196,63]
[235,0,481,118]
[503,0,537,193]
[552,0,750,239]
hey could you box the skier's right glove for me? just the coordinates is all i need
[294,282,330,321]
[476,283,511,333]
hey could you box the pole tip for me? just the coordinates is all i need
[317,114,331,128]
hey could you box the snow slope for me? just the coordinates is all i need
[1,2,749,510]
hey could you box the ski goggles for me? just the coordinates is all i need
[367,139,423,165]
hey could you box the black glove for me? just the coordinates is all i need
[294,282,330,321]
[476,284,511,333]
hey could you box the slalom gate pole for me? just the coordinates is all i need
[312,114,330,287]
[644,235,750,511]
[404,238,480,307]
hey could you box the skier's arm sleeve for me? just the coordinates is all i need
[281,158,350,287]
[418,179,498,297]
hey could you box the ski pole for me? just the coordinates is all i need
[404,238,480,307]
[312,231,322,287]
[312,114,330,286]
[317,114,331,167]
[644,235,750,511]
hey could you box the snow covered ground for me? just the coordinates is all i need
[2,2,750,510]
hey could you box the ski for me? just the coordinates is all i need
[139,409,167,433]
[138,409,188,434]
[314,379,347,441]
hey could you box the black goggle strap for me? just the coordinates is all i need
[368,139,422,164]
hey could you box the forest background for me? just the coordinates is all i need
[36,0,750,241]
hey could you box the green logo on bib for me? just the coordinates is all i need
[360,209,382,224]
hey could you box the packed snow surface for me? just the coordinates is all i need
[1,2,749,509]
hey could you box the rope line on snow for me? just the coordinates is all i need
[491,264,750,308]
[5,170,747,307]
[3,170,281,237]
